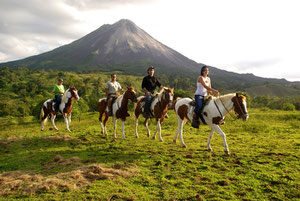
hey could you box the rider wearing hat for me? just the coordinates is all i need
[52,78,65,112]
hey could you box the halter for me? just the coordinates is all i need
[219,95,248,120]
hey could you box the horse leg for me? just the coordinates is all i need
[51,114,58,130]
[157,120,163,142]
[103,114,109,135]
[210,124,229,155]
[68,113,71,123]
[121,120,126,140]
[63,114,71,132]
[207,129,214,152]
[179,120,187,148]
[113,116,117,139]
[41,108,48,131]
[173,117,181,144]
[135,116,139,138]
[99,112,104,134]
[144,118,150,137]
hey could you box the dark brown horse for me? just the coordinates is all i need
[134,87,174,141]
[97,87,137,139]
[41,87,80,132]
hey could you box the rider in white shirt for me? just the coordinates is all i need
[192,66,219,128]
[105,74,123,116]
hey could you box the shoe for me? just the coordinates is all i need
[191,113,200,128]
[143,112,149,118]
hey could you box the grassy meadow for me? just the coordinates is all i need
[0,108,299,200]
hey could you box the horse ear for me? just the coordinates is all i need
[236,93,239,97]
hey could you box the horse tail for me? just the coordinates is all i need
[40,107,48,125]
[173,97,182,111]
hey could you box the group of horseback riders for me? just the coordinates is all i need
[52,65,219,128]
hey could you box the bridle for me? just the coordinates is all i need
[218,95,248,120]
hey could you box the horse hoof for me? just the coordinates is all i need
[208,148,212,152]
[183,144,187,148]
[224,150,230,156]
[173,140,176,144]
[159,139,163,142]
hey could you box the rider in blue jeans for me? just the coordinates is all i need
[192,65,219,128]
[142,66,162,118]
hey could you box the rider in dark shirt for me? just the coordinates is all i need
[142,66,162,118]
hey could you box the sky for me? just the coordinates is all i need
[0,0,299,81]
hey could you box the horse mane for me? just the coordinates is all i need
[156,87,168,99]
[61,89,69,103]
[214,93,236,102]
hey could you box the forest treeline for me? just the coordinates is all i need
[0,67,299,118]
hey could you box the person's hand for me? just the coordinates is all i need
[215,90,220,96]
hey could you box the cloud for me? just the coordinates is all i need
[0,0,87,62]
[63,0,156,10]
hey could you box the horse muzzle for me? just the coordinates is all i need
[239,113,248,121]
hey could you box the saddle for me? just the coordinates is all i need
[189,96,212,125]
[141,95,157,118]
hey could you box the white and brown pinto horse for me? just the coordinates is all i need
[134,87,174,141]
[41,87,80,132]
[174,93,248,154]
[98,87,137,139]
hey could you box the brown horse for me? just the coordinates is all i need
[97,87,137,139]
[134,87,174,141]
[41,87,80,132]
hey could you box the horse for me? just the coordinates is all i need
[174,93,248,155]
[134,87,174,141]
[41,87,80,132]
[97,87,137,139]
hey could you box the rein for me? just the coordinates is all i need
[218,97,237,120]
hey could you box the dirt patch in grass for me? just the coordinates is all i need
[42,135,79,142]
[0,155,140,197]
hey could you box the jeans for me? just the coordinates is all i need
[194,95,204,115]
[144,93,154,114]
[54,95,62,111]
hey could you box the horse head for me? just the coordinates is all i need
[162,87,174,109]
[68,87,80,101]
[125,87,137,102]
[232,93,248,121]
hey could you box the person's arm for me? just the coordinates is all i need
[52,85,64,94]
[105,82,109,97]
[118,83,123,92]
[198,76,219,95]
[142,78,150,95]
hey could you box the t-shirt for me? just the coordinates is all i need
[52,84,65,96]
[105,81,122,94]
[142,75,161,92]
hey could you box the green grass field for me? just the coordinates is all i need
[0,108,299,200]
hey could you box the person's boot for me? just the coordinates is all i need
[191,113,200,128]
[143,104,149,118]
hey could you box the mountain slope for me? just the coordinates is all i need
[0,19,296,96]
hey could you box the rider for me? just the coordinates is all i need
[52,78,65,113]
[192,65,219,128]
[142,66,163,118]
[105,73,123,116]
